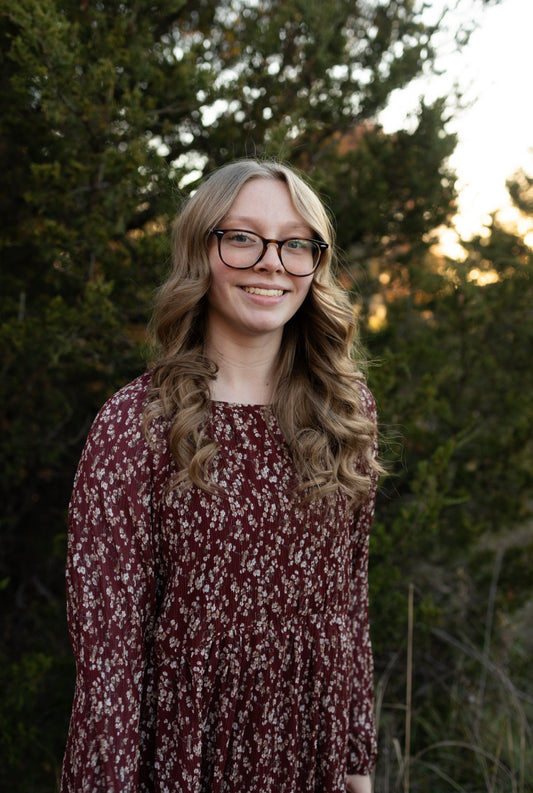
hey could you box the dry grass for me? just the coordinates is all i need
[373,569,533,793]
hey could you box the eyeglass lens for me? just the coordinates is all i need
[218,230,321,275]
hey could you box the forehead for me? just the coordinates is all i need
[223,177,309,231]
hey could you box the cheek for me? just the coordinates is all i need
[207,254,231,293]
[295,277,314,307]
[207,242,220,275]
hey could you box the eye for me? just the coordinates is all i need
[225,231,258,245]
[285,239,311,252]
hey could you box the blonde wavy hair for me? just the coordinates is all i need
[143,159,379,505]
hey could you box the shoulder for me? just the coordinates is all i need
[84,372,157,457]
[95,372,151,429]
[97,371,152,425]
[90,372,151,438]
[355,379,377,424]
[75,371,174,491]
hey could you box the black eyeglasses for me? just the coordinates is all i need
[211,228,328,277]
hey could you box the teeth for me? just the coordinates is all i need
[243,287,284,297]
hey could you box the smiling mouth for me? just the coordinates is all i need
[242,286,284,297]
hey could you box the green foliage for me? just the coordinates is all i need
[0,650,74,793]
[507,167,533,217]
[367,218,533,790]
[312,99,458,259]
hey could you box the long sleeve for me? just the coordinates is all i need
[61,375,168,792]
[346,384,379,774]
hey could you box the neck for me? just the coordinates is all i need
[206,331,282,405]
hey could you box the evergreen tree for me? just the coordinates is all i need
[367,198,533,789]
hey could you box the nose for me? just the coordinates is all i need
[255,240,283,271]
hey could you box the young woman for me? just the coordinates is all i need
[61,159,381,793]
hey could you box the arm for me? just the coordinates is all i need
[346,384,379,778]
[61,381,164,792]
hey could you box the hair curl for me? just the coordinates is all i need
[143,159,379,506]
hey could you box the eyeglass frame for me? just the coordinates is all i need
[210,228,329,277]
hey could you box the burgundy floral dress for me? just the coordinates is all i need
[61,372,378,792]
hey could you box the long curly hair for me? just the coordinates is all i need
[143,159,379,505]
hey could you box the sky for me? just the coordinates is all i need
[380,0,533,241]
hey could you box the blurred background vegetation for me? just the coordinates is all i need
[1,0,531,790]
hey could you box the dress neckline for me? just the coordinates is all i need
[211,400,272,409]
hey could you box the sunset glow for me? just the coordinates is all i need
[380,0,533,241]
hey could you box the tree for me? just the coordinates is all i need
[367,200,533,789]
